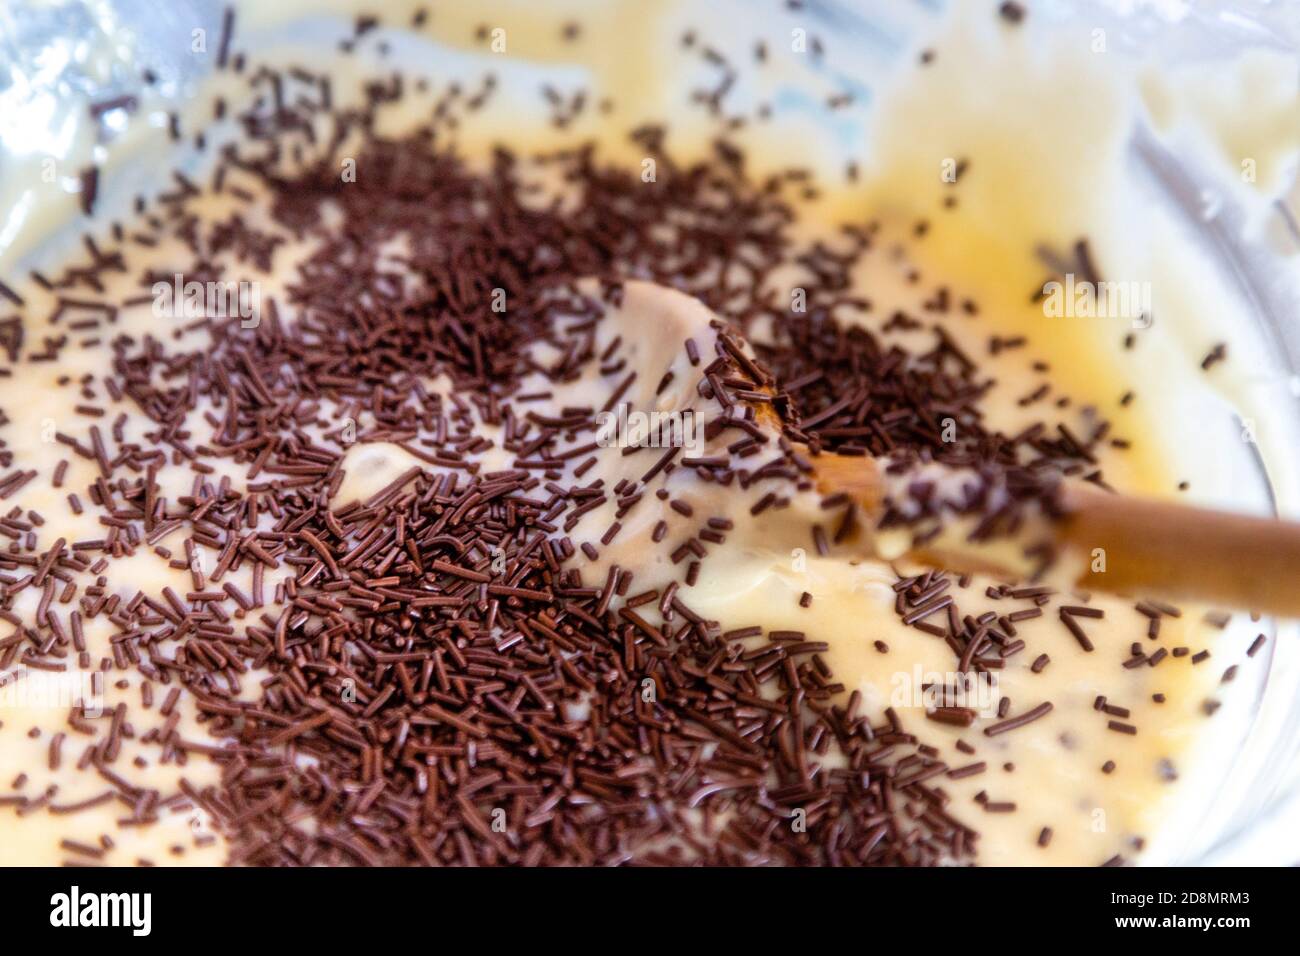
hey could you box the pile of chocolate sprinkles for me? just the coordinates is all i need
[1,43,986,866]
[0,4,1254,868]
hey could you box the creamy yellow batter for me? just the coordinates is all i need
[0,0,1296,866]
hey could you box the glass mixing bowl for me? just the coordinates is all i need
[2,0,1297,865]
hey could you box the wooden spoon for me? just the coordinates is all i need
[626,279,1300,618]
[812,454,1300,617]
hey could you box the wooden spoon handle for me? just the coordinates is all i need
[811,454,1300,616]
[1057,484,1300,617]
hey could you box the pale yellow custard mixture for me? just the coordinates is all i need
[0,0,1298,866]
